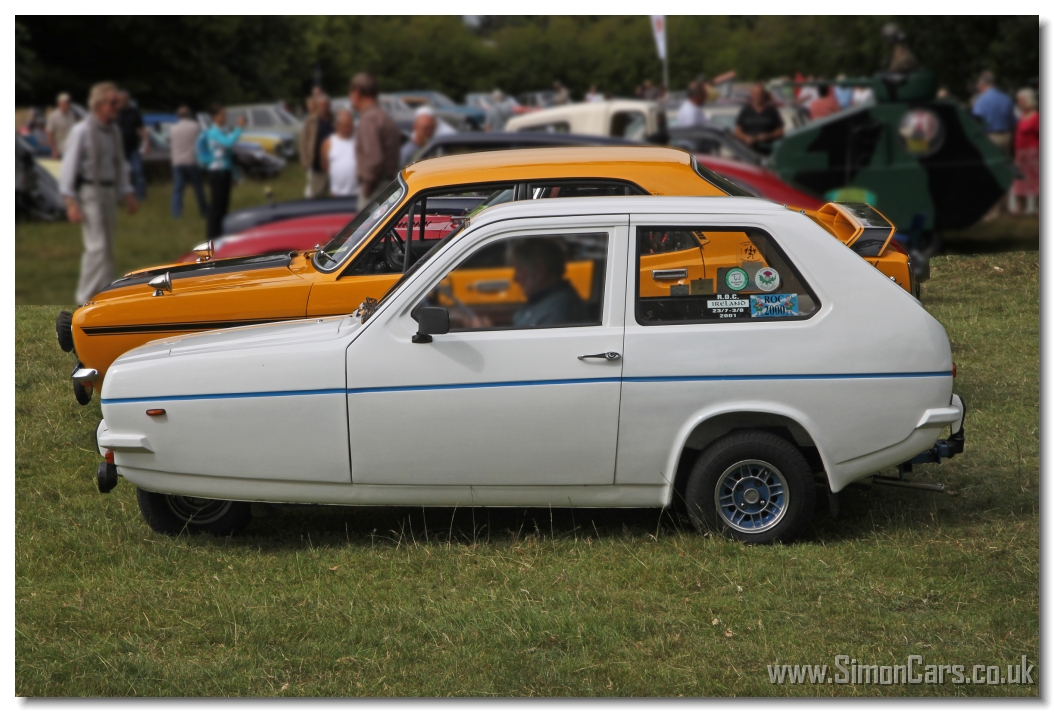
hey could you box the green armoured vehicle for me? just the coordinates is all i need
[770,69,1014,255]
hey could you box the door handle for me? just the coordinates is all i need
[652,268,688,281]
[578,351,621,361]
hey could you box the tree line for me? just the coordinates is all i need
[16,16,1038,111]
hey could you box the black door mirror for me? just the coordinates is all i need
[413,306,450,343]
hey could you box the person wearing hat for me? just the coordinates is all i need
[45,92,77,159]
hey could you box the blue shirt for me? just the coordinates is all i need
[834,85,854,109]
[203,125,243,171]
[972,87,1016,133]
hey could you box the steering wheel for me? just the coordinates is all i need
[383,230,405,272]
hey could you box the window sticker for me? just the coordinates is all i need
[740,241,760,261]
[724,267,749,291]
[750,293,799,318]
[754,267,780,292]
[706,295,749,319]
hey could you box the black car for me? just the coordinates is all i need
[667,125,763,166]
[412,131,640,161]
[15,135,65,221]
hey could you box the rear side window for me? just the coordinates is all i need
[635,226,819,325]
[521,122,571,134]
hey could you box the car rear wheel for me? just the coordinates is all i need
[685,430,815,544]
[136,488,252,536]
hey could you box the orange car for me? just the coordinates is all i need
[56,146,912,404]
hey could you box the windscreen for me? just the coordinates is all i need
[313,180,406,272]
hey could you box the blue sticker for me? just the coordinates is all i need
[750,293,799,318]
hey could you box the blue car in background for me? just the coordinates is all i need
[389,90,486,131]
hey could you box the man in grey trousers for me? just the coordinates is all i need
[59,81,138,305]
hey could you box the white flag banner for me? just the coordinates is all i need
[650,15,667,62]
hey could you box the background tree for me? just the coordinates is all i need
[15,15,1038,110]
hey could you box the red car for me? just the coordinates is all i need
[697,155,823,211]
[179,156,822,263]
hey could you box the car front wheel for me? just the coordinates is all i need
[685,430,815,544]
[136,488,252,536]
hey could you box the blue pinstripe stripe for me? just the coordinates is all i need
[100,371,951,404]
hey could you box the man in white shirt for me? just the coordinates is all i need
[59,82,138,304]
[321,110,359,198]
[675,82,709,128]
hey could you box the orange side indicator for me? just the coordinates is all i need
[146,409,166,417]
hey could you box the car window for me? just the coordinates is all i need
[276,108,299,126]
[526,180,646,199]
[611,111,647,140]
[251,108,276,127]
[418,232,609,331]
[224,109,247,128]
[432,93,457,108]
[635,226,818,325]
[520,122,570,134]
[345,184,516,277]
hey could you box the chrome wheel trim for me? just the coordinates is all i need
[165,495,233,525]
[714,459,789,534]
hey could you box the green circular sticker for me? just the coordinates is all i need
[725,267,749,291]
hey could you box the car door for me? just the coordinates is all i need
[346,214,629,487]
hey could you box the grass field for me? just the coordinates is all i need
[14,245,1038,695]
[15,170,307,306]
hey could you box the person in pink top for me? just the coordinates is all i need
[809,84,842,120]
[1010,88,1038,216]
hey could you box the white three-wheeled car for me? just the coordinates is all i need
[96,197,964,543]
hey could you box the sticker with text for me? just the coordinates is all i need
[724,267,749,291]
[706,296,749,319]
[750,293,799,318]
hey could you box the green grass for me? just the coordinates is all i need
[14,251,1038,696]
[15,169,307,305]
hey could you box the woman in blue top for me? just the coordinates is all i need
[203,104,245,239]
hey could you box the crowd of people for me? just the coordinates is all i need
[42,56,1038,305]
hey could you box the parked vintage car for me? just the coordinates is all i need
[198,110,297,160]
[388,90,486,131]
[94,195,964,543]
[668,125,763,166]
[56,147,737,403]
[145,116,286,181]
[15,134,65,221]
[505,100,668,144]
[196,134,822,264]
[331,95,417,135]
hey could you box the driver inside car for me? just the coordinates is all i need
[446,237,587,330]
[509,238,586,327]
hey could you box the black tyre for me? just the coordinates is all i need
[685,430,815,544]
[56,310,75,352]
[136,488,253,536]
[73,379,93,405]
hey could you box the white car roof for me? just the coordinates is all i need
[466,195,787,231]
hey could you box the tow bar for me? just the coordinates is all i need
[874,397,966,494]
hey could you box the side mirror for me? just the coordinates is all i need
[413,307,449,343]
[149,272,172,297]
[192,240,213,262]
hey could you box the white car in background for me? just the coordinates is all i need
[505,99,668,143]
[95,196,964,544]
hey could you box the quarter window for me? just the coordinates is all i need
[635,226,819,324]
[418,233,609,331]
